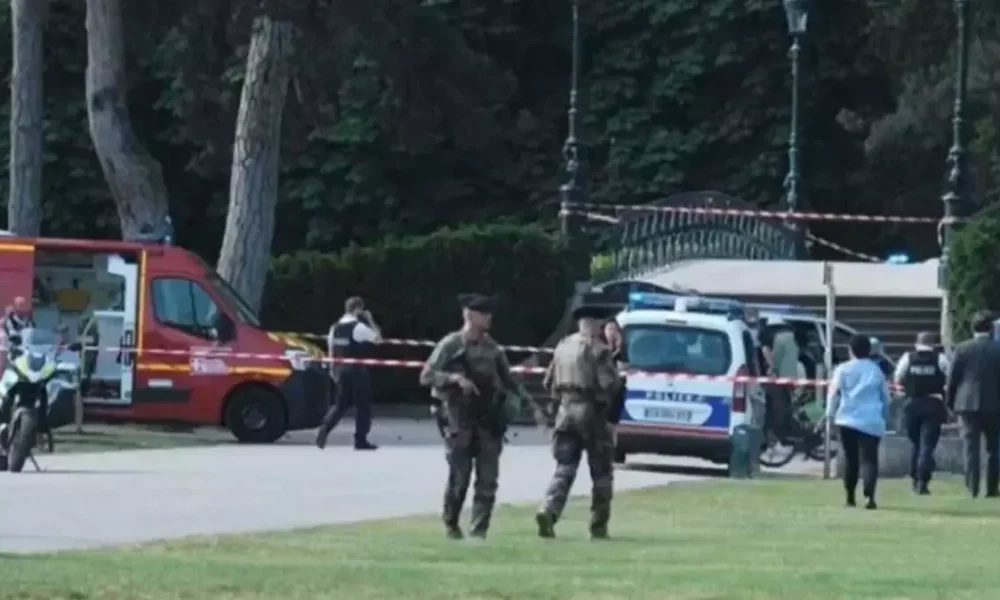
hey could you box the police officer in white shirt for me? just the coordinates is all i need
[315,296,383,450]
[893,331,950,495]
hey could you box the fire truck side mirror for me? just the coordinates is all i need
[212,313,236,344]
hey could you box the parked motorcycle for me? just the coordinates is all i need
[0,328,82,472]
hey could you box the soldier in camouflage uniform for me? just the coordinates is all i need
[536,304,623,539]
[420,293,540,540]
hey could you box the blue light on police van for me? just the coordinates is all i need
[886,252,910,264]
[628,292,747,317]
[747,302,815,317]
[627,292,679,310]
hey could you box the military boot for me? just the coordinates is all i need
[535,511,555,538]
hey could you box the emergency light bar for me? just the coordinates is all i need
[627,292,745,320]
[744,301,815,316]
[626,292,680,311]
[627,292,817,321]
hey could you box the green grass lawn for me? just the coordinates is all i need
[5,477,1000,600]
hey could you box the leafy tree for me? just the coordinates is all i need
[85,0,171,239]
[7,0,47,236]
[948,214,1000,341]
[216,14,295,312]
[579,0,893,256]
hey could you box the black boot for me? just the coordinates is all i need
[354,439,378,451]
[315,427,330,450]
[917,481,931,495]
[535,512,555,539]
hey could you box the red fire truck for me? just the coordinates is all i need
[0,234,329,442]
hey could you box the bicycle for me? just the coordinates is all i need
[759,389,838,468]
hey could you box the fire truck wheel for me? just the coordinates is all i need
[225,387,287,444]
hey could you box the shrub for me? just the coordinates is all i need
[947,216,1000,341]
[261,224,583,402]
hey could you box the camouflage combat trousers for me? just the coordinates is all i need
[443,426,503,536]
[541,420,615,534]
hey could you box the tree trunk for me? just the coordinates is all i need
[84,0,170,240]
[216,17,295,314]
[7,0,48,237]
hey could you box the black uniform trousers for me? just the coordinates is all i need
[904,397,945,485]
[320,367,372,442]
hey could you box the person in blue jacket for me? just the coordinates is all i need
[823,334,891,510]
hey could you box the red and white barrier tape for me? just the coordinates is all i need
[562,202,953,224]
[804,232,881,262]
[74,344,834,387]
[276,332,555,354]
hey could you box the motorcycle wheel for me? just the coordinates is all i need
[7,408,37,473]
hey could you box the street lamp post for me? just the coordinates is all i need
[559,0,584,240]
[939,0,972,349]
[782,0,810,258]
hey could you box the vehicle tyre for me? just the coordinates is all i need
[613,448,626,464]
[225,387,286,444]
[8,408,37,473]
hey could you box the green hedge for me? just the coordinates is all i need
[261,224,584,402]
[948,216,1000,342]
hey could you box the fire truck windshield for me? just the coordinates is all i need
[206,272,262,328]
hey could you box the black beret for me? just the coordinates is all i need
[572,304,612,320]
[457,293,497,313]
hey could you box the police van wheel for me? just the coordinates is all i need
[226,387,287,444]
[613,448,626,464]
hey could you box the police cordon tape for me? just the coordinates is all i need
[76,344,835,387]
[803,232,881,263]
[274,332,555,353]
[560,203,954,224]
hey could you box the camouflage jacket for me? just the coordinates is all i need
[420,331,543,431]
[543,332,623,432]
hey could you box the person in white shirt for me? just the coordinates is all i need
[316,296,382,450]
[894,331,950,494]
[2,296,34,354]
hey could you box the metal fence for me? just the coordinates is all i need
[596,191,800,283]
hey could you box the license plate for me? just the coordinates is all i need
[643,407,693,423]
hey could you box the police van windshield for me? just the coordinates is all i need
[624,324,732,376]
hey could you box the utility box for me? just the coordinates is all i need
[729,424,762,479]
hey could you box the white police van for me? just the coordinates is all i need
[613,293,767,465]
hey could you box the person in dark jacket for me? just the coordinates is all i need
[947,310,1000,498]
[893,331,950,495]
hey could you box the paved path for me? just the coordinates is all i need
[0,421,818,554]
